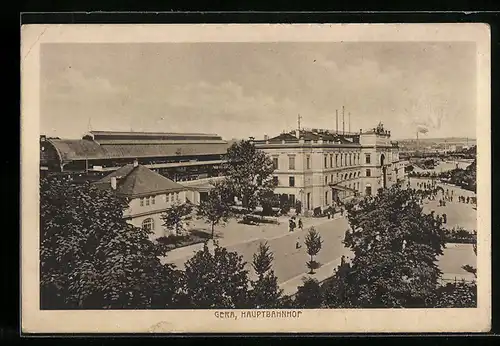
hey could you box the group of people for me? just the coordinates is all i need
[289,216,303,233]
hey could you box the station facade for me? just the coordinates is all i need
[254,123,407,211]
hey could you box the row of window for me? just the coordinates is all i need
[272,153,374,171]
[139,192,181,207]
[275,170,372,188]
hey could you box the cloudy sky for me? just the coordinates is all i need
[40,42,476,140]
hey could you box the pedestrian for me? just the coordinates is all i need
[327,211,331,219]
[298,218,303,230]
[467,196,470,204]
[442,213,447,224]
[295,240,301,249]
[341,255,346,265]
[289,219,295,232]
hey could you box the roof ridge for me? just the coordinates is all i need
[116,163,138,189]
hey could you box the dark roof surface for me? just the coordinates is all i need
[48,138,229,162]
[94,164,185,197]
[265,130,359,145]
[89,130,223,141]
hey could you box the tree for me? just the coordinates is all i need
[180,242,250,308]
[249,242,283,308]
[224,140,276,212]
[304,227,323,274]
[196,180,233,239]
[161,200,193,236]
[294,278,323,308]
[341,185,446,308]
[40,175,181,309]
[321,261,353,308]
[433,281,477,308]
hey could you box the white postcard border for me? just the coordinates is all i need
[21,23,491,333]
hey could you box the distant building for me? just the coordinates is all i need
[254,123,406,211]
[93,160,190,240]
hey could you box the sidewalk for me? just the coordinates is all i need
[162,214,345,263]
[279,247,353,296]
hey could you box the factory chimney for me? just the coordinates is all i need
[336,109,338,134]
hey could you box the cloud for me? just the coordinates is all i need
[43,66,125,98]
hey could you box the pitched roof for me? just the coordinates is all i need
[94,164,185,197]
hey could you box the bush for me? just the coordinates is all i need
[306,260,321,272]
[240,214,279,225]
[157,234,190,246]
[156,230,211,249]
[443,227,477,244]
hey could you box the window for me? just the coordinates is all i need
[306,155,311,169]
[365,154,371,164]
[289,176,295,187]
[145,197,150,206]
[325,176,328,185]
[324,155,328,168]
[366,169,371,177]
[335,154,339,167]
[331,174,334,183]
[325,191,329,204]
[349,154,352,166]
[176,193,180,201]
[140,198,144,206]
[142,218,154,232]
[272,157,279,170]
[288,194,296,205]
[288,156,295,170]
[151,196,155,205]
[273,176,279,186]
[330,154,333,168]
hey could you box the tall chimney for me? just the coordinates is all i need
[342,106,345,135]
[295,129,300,139]
[111,176,117,190]
[336,109,338,134]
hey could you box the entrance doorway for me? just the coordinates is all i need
[307,193,311,210]
[365,185,372,196]
[200,192,209,202]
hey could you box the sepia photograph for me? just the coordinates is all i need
[21,23,491,333]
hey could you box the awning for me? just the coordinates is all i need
[329,183,358,193]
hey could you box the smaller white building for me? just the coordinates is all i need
[94,160,189,240]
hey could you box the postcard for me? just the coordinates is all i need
[21,23,491,333]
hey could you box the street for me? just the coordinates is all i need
[169,216,352,284]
